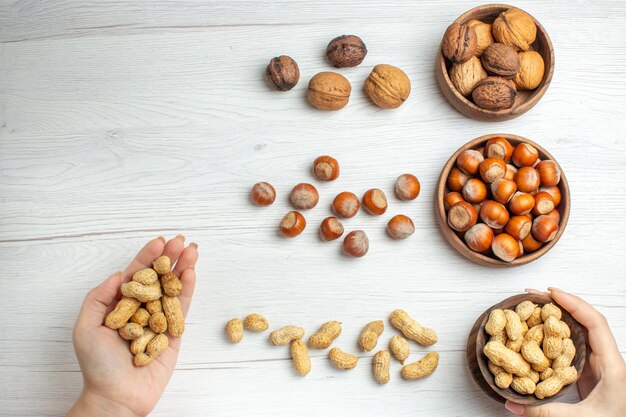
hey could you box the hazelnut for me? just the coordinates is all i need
[395,174,421,200]
[539,186,561,206]
[313,155,340,181]
[480,200,510,229]
[514,51,545,90]
[448,201,478,232]
[472,77,517,111]
[343,230,369,257]
[266,56,300,91]
[290,183,319,210]
[491,178,517,204]
[512,143,539,167]
[465,223,494,252]
[509,192,535,215]
[532,215,558,242]
[493,7,537,51]
[326,35,367,68]
[387,215,415,240]
[444,191,464,211]
[535,160,561,187]
[279,211,306,237]
[491,233,519,262]
[479,157,506,183]
[307,72,351,110]
[441,22,477,64]
[522,232,543,253]
[447,167,470,192]
[462,178,487,204]
[251,182,276,206]
[320,217,344,241]
[362,189,388,215]
[481,43,520,79]
[449,56,488,97]
[364,64,411,109]
[515,167,541,193]
[505,215,532,240]
[332,192,360,218]
[486,137,514,161]
[456,149,484,175]
[466,19,494,56]
[533,192,555,216]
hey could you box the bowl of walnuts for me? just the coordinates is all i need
[436,133,570,267]
[436,4,554,121]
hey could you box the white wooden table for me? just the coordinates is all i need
[2,1,625,415]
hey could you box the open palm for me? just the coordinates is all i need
[68,236,198,417]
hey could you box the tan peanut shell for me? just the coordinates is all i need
[121,281,162,303]
[506,336,524,353]
[543,316,563,359]
[226,318,243,343]
[504,309,524,341]
[389,309,437,346]
[495,371,513,389]
[372,350,391,384]
[118,322,144,340]
[308,321,341,349]
[552,338,576,370]
[540,367,554,381]
[389,335,410,364]
[146,299,163,315]
[132,268,158,285]
[529,369,540,384]
[243,314,269,332]
[134,333,169,366]
[489,329,508,345]
[162,295,184,337]
[152,255,171,275]
[358,320,384,352]
[401,351,439,380]
[130,328,156,355]
[541,303,562,321]
[535,366,577,399]
[526,306,543,327]
[291,339,311,376]
[488,361,505,375]
[485,309,507,336]
[515,301,537,321]
[149,312,168,334]
[131,308,151,326]
[161,272,182,297]
[329,347,359,370]
[511,376,536,395]
[105,297,141,329]
[521,340,550,371]
[269,325,305,346]
[524,324,544,345]
[559,321,571,338]
[483,341,530,377]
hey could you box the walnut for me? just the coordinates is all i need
[450,56,488,97]
[364,64,411,109]
[472,76,517,111]
[493,7,537,51]
[514,51,545,90]
[466,19,494,56]
[307,72,351,110]
[265,55,300,91]
[441,22,477,64]
[481,43,520,79]
[326,35,367,68]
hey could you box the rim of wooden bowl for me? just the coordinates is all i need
[467,293,587,405]
[435,133,570,267]
[435,4,555,122]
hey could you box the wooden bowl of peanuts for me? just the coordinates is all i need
[467,294,586,405]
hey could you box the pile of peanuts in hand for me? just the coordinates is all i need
[104,256,185,367]
[483,301,577,399]
[226,309,439,384]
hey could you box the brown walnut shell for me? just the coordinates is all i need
[442,22,477,64]
[307,72,351,110]
[493,8,537,52]
[481,43,520,79]
[266,55,300,91]
[472,76,517,111]
[450,56,488,97]
[467,19,494,56]
[364,64,411,109]
[326,35,367,68]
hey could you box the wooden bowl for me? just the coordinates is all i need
[435,133,570,267]
[436,4,555,121]
[467,294,586,405]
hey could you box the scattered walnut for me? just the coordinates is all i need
[307,72,351,110]
[364,64,411,109]
[326,35,367,68]
[265,55,300,91]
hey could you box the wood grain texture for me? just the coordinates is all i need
[1,0,626,416]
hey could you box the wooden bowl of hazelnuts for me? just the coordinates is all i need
[436,4,555,121]
[435,133,570,267]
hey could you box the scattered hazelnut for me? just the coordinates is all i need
[466,19,494,56]
[387,215,415,240]
[290,183,319,210]
[395,173,421,200]
[326,35,367,68]
[364,64,411,109]
[313,155,340,181]
[362,189,388,215]
[279,211,307,237]
[266,55,300,91]
[479,157,506,183]
[472,76,517,111]
[332,192,360,218]
[251,182,276,206]
[505,215,532,240]
[491,233,519,262]
[307,72,351,110]
[448,201,478,232]
[320,217,344,241]
[481,43,520,79]
[514,51,545,90]
[493,7,537,52]
[343,230,369,257]
[514,166,541,193]
[441,22,477,64]
[465,223,494,252]
[450,56,488,97]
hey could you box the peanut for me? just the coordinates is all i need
[526,306,543,327]
[358,320,384,352]
[524,324,544,345]
[529,369,540,384]
[328,347,359,370]
[105,297,141,329]
[504,309,524,341]
[152,255,171,275]
[225,318,243,343]
[146,299,163,315]
[290,339,311,376]
[389,335,410,364]
[134,333,169,366]
[243,313,269,332]
[372,350,391,384]
[521,320,529,336]
[149,312,168,334]
[515,301,537,321]
[541,303,562,321]
[488,361,513,389]
[506,336,524,353]
[131,308,151,326]
[543,316,563,360]
[483,341,530,377]
[485,309,506,336]
[521,340,550,372]
[269,325,305,346]
[307,321,341,349]
[535,366,577,399]
[118,322,144,340]
[121,281,162,303]
[559,320,571,339]
[540,367,554,381]
[161,272,182,297]
[401,351,439,380]
[489,329,508,345]
[389,309,437,346]
[552,338,576,370]
[162,295,185,337]
[130,328,156,355]
[132,268,158,285]
[511,376,536,395]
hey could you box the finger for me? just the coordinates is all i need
[76,271,124,330]
[166,268,197,353]
[123,237,166,280]
[161,235,186,266]
[548,288,622,365]
[173,243,199,276]
[505,400,580,417]
[577,351,596,399]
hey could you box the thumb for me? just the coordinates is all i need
[75,271,124,330]
[506,400,579,417]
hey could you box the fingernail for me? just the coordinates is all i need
[157,236,166,244]
[505,401,525,416]
[190,242,198,249]
[525,288,548,295]
[176,234,186,241]
[548,287,563,292]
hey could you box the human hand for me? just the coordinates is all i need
[67,236,198,417]
[505,288,626,417]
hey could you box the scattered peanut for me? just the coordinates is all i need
[152,255,171,275]
[269,325,305,346]
[244,314,269,332]
[389,335,410,364]
[389,309,437,346]
[132,268,158,285]
[308,321,342,349]
[225,318,244,343]
[134,333,169,367]
[118,322,144,340]
[146,299,163,315]
[121,281,162,303]
[162,295,185,337]
[329,347,359,370]
[130,328,157,355]
[160,272,182,297]
[358,320,384,352]
[149,312,168,334]
[105,297,141,330]
[131,308,151,326]
[372,350,391,384]
[401,352,439,380]
[291,339,311,376]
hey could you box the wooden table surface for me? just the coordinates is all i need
[2,1,625,416]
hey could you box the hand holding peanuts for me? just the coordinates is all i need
[67,236,198,417]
